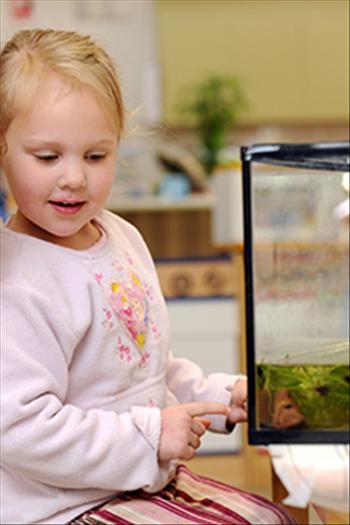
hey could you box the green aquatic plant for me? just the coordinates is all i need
[257,363,350,429]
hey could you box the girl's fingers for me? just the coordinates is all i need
[184,445,196,461]
[192,417,211,435]
[198,418,211,429]
[188,431,201,449]
[229,406,248,423]
[183,402,230,418]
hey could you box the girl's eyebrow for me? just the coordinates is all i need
[23,139,60,148]
[23,139,116,148]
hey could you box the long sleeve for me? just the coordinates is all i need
[0,213,184,523]
[1,284,168,492]
[166,351,239,432]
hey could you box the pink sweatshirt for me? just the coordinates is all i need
[0,210,237,524]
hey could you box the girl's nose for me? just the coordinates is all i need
[57,161,87,190]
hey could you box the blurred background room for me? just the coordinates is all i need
[1,1,349,523]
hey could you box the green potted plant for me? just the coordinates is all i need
[178,74,248,174]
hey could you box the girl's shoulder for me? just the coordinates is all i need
[98,209,155,269]
[98,209,143,241]
[0,223,88,289]
[1,223,34,282]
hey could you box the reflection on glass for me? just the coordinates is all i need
[251,168,349,432]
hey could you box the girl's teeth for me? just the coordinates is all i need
[54,202,81,207]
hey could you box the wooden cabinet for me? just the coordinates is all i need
[119,207,216,258]
[107,194,226,259]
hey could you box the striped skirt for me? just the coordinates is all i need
[68,465,297,525]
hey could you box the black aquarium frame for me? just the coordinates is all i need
[241,142,350,445]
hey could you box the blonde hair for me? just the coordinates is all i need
[0,28,125,157]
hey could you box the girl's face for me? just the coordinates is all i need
[2,78,118,249]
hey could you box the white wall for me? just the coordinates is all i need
[168,298,242,454]
[0,0,161,124]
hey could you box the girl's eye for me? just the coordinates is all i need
[86,153,106,162]
[35,154,58,162]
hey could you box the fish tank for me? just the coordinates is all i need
[241,142,350,444]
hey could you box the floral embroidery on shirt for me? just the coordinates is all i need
[95,253,160,368]
[114,337,151,368]
[116,336,133,363]
[102,307,114,330]
[109,271,148,350]
[95,273,103,284]
[139,350,151,368]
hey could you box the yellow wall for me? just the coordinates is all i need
[156,0,349,124]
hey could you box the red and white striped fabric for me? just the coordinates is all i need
[68,465,297,525]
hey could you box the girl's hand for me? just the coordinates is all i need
[158,402,230,462]
[227,377,248,426]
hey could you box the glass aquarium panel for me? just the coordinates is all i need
[251,166,349,433]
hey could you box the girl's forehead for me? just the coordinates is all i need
[13,76,117,135]
[12,76,73,125]
[17,76,87,113]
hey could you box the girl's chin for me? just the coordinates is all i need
[46,222,101,249]
[11,211,100,248]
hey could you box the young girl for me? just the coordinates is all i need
[0,29,296,525]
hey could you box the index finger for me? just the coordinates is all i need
[183,402,230,417]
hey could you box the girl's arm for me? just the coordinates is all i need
[165,351,245,432]
[1,285,169,492]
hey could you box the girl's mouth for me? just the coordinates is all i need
[48,200,86,215]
